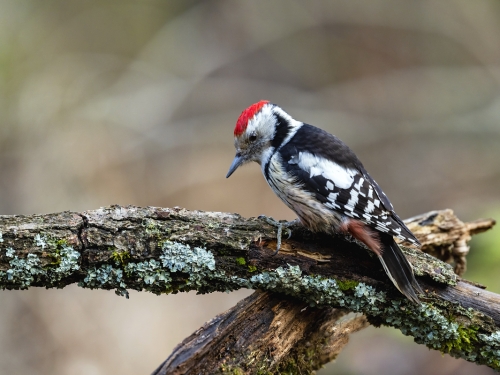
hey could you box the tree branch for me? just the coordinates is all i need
[0,206,498,372]
[152,290,369,375]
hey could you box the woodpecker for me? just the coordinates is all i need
[226,100,423,303]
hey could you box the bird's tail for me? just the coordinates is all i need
[378,233,423,304]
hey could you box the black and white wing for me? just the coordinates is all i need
[280,124,420,246]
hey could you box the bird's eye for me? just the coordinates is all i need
[249,134,257,142]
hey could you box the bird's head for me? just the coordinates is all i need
[226,100,294,178]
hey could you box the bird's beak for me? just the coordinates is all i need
[226,153,244,178]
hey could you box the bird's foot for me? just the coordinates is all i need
[258,216,300,255]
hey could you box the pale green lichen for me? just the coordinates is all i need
[478,331,500,368]
[0,231,3,243]
[143,219,165,238]
[34,234,47,249]
[0,244,80,289]
[5,247,15,258]
[57,245,80,274]
[125,259,171,289]
[79,240,217,297]
[385,301,467,350]
[79,262,130,297]
[3,252,43,288]
[246,265,385,310]
[403,246,457,285]
[83,265,125,288]
[80,258,171,298]
[159,241,215,273]
[354,283,385,305]
[159,240,216,287]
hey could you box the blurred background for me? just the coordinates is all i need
[0,0,499,374]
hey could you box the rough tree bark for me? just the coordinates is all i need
[0,206,498,374]
[153,290,370,375]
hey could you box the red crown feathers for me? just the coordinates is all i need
[234,100,269,136]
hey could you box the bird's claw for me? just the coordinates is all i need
[258,216,298,255]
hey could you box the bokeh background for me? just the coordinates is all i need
[0,1,499,374]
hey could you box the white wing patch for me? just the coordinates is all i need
[297,151,356,190]
[326,192,340,209]
[367,186,374,198]
[365,200,375,214]
[345,189,360,212]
